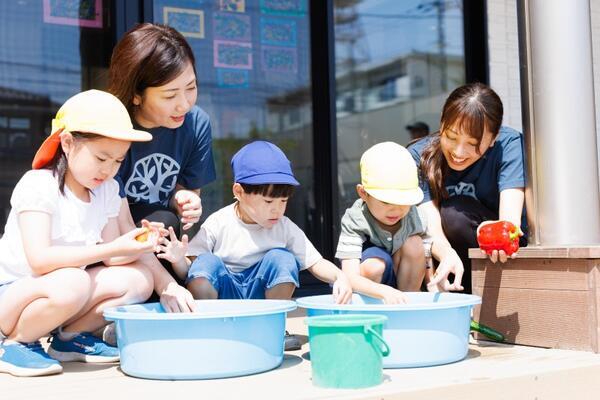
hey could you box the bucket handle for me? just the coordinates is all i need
[364,325,390,357]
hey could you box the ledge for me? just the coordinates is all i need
[469,245,600,259]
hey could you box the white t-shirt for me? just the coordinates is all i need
[187,203,323,273]
[0,169,121,285]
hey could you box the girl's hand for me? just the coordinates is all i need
[173,190,202,230]
[112,226,159,257]
[332,274,353,304]
[156,227,189,264]
[141,219,169,238]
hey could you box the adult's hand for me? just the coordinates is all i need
[173,190,202,230]
[428,250,464,292]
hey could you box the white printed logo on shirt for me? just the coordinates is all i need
[125,153,180,205]
[446,182,477,199]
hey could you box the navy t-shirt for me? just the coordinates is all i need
[408,126,527,228]
[116,105,216,207]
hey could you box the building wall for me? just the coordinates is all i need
[487,0,522,131]
[487,0,600,137]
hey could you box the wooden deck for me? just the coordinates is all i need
[2,309,600,400]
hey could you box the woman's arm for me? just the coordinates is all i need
[499,188,525,227]
[418,201,464,291]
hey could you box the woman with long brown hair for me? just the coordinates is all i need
[108,23,215,311]
[408,83,527,293]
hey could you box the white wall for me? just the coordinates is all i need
[487,0,599,136]
[486,0,523,131]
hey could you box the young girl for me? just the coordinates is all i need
[108,23,216,286]
[408,83,527,293]
[0,90,159,377]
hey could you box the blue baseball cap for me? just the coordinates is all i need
[231,141,300,186]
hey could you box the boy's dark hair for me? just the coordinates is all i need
[240,183,295,198]
[45,132,101,195]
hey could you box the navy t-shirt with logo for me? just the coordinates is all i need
[116,105,216,207]
[408,126,527,229]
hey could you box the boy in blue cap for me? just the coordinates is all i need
[159,141,352,305]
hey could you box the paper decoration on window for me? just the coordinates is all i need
[261,46,297,73]
[260,0,306,16]
[43,0,103,28]
[163,7,204,38]
[219,0,245,13]
[260,17,297,47]
[217,69,250,88]
[214,40,253,69]
[214,12,251,42]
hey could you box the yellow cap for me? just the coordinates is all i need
[32,90,152,169]
[360,142,424,205]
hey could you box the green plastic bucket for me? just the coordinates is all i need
[305,314,390,389]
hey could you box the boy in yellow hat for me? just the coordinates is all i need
[336,142,428,303]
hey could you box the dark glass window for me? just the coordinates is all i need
[0,1,115,233]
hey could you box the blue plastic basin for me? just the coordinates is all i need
[296,292,481,368]
[104,300,296,380]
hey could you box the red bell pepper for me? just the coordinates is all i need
[477,221,521,256]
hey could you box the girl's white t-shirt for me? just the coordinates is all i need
[0,169,121,285]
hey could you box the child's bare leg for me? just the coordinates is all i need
[63,262,154,333]
[265,282,295,300]
[187,277,218,299]
[359,258,386,283]
[394,235,426,291]
[0,268,91,343]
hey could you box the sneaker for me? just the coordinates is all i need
[0,340,62,377]
[48,332,119,363]
[284,331,301,351]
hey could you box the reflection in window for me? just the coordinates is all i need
[335,0,465,214]
[0,1,114,233]
[152,0,316,237]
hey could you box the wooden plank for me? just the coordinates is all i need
[472,287,593,351]
[469,245,600,259]
[471,259,593,291]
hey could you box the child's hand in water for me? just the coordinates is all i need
[156,226,188,264]
[332,273,353,304]
[379,285,409,304]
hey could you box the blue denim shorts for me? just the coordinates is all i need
[186,248,301,299]
[361,246,396,287]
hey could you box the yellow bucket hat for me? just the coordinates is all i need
[32,89,151,169]
[360,142,424,205]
